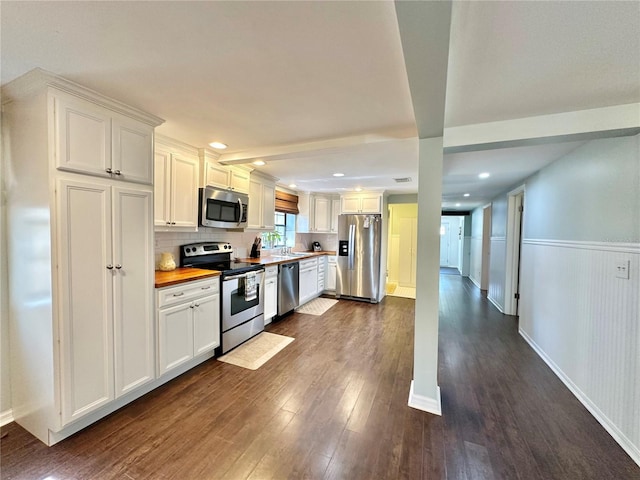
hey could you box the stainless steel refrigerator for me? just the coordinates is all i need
[336,214,381,302]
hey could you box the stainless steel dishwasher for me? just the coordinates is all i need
[278,261,299,316]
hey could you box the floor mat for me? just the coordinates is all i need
[295,297,338,315]
[217,332,294,370]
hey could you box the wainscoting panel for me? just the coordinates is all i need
[469,235,483,287]
[488,236,506,311]
[519,239,640,465]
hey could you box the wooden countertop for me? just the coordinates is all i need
[155,267,221,288]
[238,251,336,266]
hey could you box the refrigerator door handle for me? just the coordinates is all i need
[348,224,355,270]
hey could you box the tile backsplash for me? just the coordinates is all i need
[155,229,338,268]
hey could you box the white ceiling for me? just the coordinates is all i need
[2,1,639,207]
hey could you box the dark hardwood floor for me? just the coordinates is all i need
[2,275,638,479]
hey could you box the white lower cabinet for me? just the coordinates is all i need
[299,258,319,305]
[326,257,337,292]
[157,278,220,376]
[264,266,278,324]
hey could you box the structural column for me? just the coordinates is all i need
[409,136,443,414]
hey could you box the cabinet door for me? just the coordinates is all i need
[261,183,276,230]
[57,180,114,425]
[330,199,341,233]
[158,303,194,376]
[264,276,277,322]
[170,153,199,228]
[153,148,171,227]
[112,187,155,397]
[112,114,154,184]
[327,261,337,291]
[205,162,231,189]
[313,197,330,232]
[360,194,381,213]
[341,195,361,214]
[230,168,250,193]
[247,179,263,229]
[54,93,112,178]
[193,294,220,355]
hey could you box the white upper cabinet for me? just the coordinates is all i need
[312,196,331,232]
[54,91,153,184]
[341,193,382,214]
[199,148,251,194]
[248,173,276,230]
[330,198,341,233]
[154,136,199,231]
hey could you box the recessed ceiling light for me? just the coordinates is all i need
[209,142,227,150]
[355,187,362,192]
[252,160,266,166]
[288,183,297,189]
[463,193,470,197]
[333,173,344,177]
[478,172,490,179]
[455,203,461,207]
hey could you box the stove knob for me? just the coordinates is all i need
[186,248,191,253]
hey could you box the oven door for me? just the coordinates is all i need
[200,186,248,229]
[222,271,264,331]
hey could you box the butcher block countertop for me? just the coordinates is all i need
[239,251,337,266]
[155,267,221,288]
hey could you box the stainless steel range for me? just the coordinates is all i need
[180,242,265,354]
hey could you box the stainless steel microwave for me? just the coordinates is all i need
[199,186,249,229]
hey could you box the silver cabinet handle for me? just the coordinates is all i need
[166,221,171,225]
[113,170,121,176]
[201,286,211,290]
[173,292,184,297]
[171,222,176,225]
[115,264,122,269]
[106,264,114,270]
[194,303,200,308]
[190,305,194,309]
[105,167,113,174]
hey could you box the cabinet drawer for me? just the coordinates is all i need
[300,258,318,269]
[265,265,278,277]
[157,278,219,308]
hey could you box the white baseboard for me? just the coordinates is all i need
[519,328,640,468]
[469,275,481,289]
[408,381,441,416]
[0,409,14,427]
[487,295,504,313]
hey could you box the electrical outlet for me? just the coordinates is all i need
[615,260,630,280]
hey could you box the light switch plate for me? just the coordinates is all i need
[615,260,630,280]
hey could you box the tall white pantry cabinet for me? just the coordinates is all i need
[2,69,164,445]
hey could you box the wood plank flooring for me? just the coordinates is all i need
[2,275,639,479]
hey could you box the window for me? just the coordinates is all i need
[262,213,296,248]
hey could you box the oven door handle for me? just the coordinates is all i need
[224,271,264,281]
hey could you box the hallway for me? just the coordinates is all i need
[1,276,638,479]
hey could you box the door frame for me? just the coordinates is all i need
[504,185,525,316]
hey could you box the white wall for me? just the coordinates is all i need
[1,137,11,417]
[519,134,640,465]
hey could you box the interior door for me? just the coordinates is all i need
[398,217,417,287]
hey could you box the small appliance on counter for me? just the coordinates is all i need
[312,241,322,252]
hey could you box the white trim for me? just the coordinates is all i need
[522,238,640,254]
[487,295,504,313]
[490,236,506,242]
[519,329,640,467]
[408,381,442,416]
[469,275,481,289]
[0,409,14,427]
